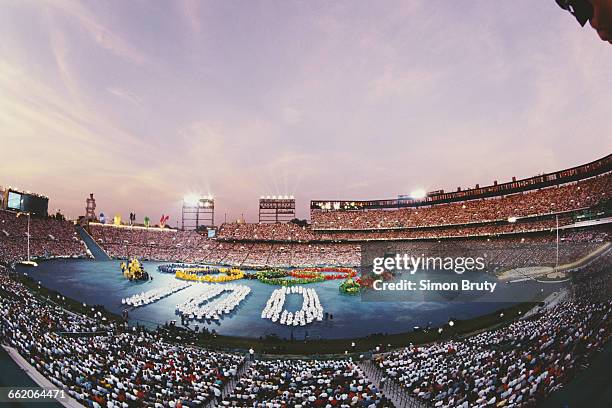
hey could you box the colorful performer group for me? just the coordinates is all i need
[256,267,359,288]
[339,278,361,294]
[133,263,370,327]
[120,258,149,281]
[175,266,245,283]
[160,263,363,292]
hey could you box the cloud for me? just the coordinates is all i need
[42,0,149,64]
[367,65,439,101]
[0,59,151,193]
[50,29,76,96]
[281,107,303,125]
[176,0,203,35]
[107,87,142,106]
[1,0,610,222]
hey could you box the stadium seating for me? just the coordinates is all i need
[312,174,611,231]
[224,359,394,407]
[89,224,209,262]
[87,223,608,269]
[1,248,610,407]
[0,266,244,407]
[376,251,612,407]
[0,210,86,264]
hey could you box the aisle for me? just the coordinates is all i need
[358,359,431,408]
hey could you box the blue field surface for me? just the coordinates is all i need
[18,259,561,340]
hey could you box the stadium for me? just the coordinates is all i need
[1,153,611,407]
[2,1,612,408]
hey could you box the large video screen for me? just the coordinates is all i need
[7,191,23,211]
[6,191,48,216]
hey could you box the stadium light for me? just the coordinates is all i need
[183,194,200,206]
[410,188,426,200]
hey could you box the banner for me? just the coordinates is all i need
[159,214,169,228]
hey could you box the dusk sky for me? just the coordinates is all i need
[1,0,611,224]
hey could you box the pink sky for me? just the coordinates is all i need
[1,1,611,224]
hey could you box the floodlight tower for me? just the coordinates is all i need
[258,195,296,223]
[181,195,214,230]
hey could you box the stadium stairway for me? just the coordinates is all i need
[358,360,431,408]
[75,225,111,261]
[207,358,252,407]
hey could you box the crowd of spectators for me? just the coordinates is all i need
[83,172,611,269]
[220,228,608,269]
[212,176,610,245]
[223,359,394,407]
[216,219,585,243]
[0,243,610,407]
[0,265,245,407]
[181,241,360,268]
[312,174,611,231]
[89,224,361,267]
[0,210,87,264]
[243,243,360,268]
[376,250,612,407]
[218,223,315,242]
[211,233,608,269]
[365,228,610,270]
[88,221,609,269]
[315,217,575,242]
[89,224,209,262]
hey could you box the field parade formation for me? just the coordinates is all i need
[175,283,251,322]
[261,285,324,326]
[121,281,191,307]
[123,263,337,326]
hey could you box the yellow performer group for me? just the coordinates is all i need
[120,258,150,281]
[175,267,245,283]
